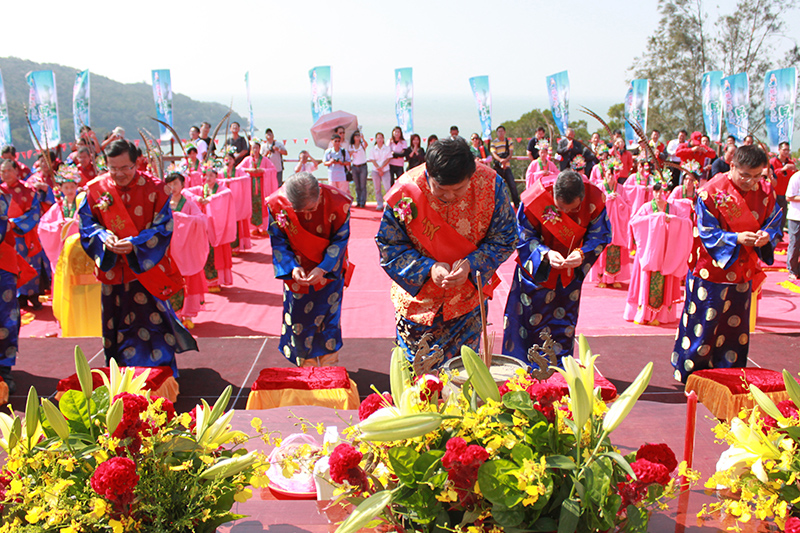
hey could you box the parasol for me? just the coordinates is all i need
[310,111,359,149]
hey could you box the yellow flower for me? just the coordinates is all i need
[436,485,458,503]
[9,478,23,495]
[25,506,45,523]
[92,498,108,518]
[57,457,77,472]
[108,519,123,533]
[250,417,263,432]
[234,488,253,503]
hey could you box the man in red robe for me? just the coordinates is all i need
[78,140,197,375]
[672,146,783,382]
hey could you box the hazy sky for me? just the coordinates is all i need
[5,0,800,148]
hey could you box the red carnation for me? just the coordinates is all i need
[784,516,800,533]
[636,443,678,473]
[329,443,367,490]
[358,392,393,421]
[442,438,490,508]
[630,459,671,485]
[91,456,139,507]
[527,381,563,405]
[498,382,511,396]
[417,374,443,402]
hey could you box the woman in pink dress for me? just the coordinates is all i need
[165,172,209,328]
[181,144,204,188]
[588,150,632,288]
[237,140,278,236]
[624,183,693,325]
[38,166,82,271]
[525,141,559,189]
[219,151,252,252]
[185,165,237,292]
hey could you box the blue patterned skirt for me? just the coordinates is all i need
[279,278,345,366]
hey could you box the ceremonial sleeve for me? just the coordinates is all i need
[375,206,437,296]
[576,207,612,280]
[10,194,42,235]
[515,205,550,283]
[695,195,740,269]
[464,176,517,285]
[0,195,9,241]
[78,194,117,272]
[266,207,301,279]
[755,202,783,266]
[125,200,173,274]
[319,213,350,277]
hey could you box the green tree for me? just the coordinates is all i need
[631,0,799,138]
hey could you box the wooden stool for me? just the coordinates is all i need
[246,366,360,410]
[56,366,179,403]
[685,368,789,421]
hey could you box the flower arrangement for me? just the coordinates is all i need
[681,159,701,175]
[393,197,417,225]
[542,205,562,224]
[95,192,113,211]
[329,336,698,533]
[0,348,272,532]
[700,370,800,531]
[713,190,734,208]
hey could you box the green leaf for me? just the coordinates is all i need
[492,504,525,528]
[155,436,202,455]
[91,386,110,414]
[387,446,419,486]
[477,459,521,507]
[503,391,534,411]
[510,443,534,466]
[558,497,581,533]
[107,398,123,436]
[413,450,443,482]
[335,490,393,533]
[59,390,94,431]
[600,451,636,480]
[545,455,577,470]
[625,504,650,533]
[531,517,559,532]
[390,347,411,400]
[749,385,782,420]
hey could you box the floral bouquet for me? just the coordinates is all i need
[0,348,271,533]
[701,370,800,532]
[329,336,697,533]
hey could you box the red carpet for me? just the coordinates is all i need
[21,204,800,339]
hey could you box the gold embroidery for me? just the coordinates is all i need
[421,218,441,240]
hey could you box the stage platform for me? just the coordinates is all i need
[216,403,745,533]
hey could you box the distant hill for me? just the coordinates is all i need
[0,57,245,154]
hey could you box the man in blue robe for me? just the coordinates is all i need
[79,141,196,376]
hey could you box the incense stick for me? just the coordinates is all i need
[475,271,491,368]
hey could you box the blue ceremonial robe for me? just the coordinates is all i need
[267,200,350,366]
[0,194,21,366]
[79,189,197,377]
[502,200,611,366]
[376,174,517,364]
[671,196,782,382]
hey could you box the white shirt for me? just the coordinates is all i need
[349,143,367,165]
[260,140,286,172]
[666,139,684,162]
[191,138,208,160]
[370,145,392,171]
[787,172,800,221]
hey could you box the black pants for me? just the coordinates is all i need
[495,166,520,208]
[389,164,404,186]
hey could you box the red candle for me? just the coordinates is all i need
[683,390,698,471]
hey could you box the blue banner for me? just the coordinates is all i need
[701,71,724,142]
[245,71,255,139]
[722,72,749,144]
[0,69,11,148]
[151,69,173,142]
[624,79,649,149]
[546,71,570,135]
[309,66,332,123]
[26,70,60,148]
[395,68,413,137]
[469,76,492,140]
[73,70,90,141]
[764,67,796,151]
